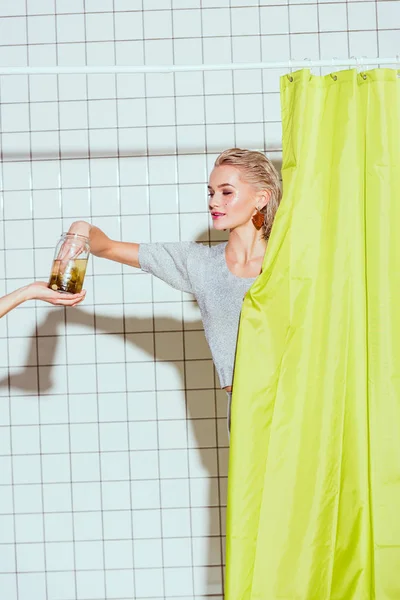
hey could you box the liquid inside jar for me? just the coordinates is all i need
[48,258,88,294]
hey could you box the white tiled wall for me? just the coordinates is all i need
[0,1,398,599]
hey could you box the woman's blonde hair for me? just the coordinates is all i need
[214,148,282,241]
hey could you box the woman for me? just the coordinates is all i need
[0,281,86,319]
[67,148,282,426]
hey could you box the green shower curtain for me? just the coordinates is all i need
[226,68,400,599]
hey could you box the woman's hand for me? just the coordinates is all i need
[0,282,86,319]
[57,221,92,263]
[65,221,141,268]
[68,220,91,238]
[25,282,86,306]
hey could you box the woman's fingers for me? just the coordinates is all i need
[47,290,86,306]
[70,299,85,306]
[24,282,87,306]
[60,290,86,299]
[57,240,85,263]
[54,296,85,306]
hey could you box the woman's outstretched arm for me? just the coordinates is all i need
[0,282,86,319]
[67,220,194,294]
[68,220,140,268]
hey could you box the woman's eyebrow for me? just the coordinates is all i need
[207,183,234,189]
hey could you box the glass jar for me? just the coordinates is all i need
[48,233,90,294]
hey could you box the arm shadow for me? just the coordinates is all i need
[1,222,231,595]
[0,305,228,593]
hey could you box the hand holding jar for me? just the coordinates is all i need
[48,230,90,294]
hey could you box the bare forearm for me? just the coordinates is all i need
[89,226,113,258]
[69,221,140,268]
[0,286,31,318]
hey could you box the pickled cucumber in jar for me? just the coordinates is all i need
[48,233,90,294]
[48,258,88,294]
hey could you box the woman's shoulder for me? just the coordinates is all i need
[188,241,226,259]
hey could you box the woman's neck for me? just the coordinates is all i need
[226,226,267,266]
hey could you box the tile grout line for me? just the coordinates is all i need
[112,0,138,596]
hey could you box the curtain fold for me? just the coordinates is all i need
[226,68,400,600]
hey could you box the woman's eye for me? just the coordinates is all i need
[223,191,232,195]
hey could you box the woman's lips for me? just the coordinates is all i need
[211,212,226,220]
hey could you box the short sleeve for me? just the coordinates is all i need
[138,242,197,294]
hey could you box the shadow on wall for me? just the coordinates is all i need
[0,307,227,594]
[1,152,284,593]
[0,227,233,596]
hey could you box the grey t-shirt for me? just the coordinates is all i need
[138,241,256,388]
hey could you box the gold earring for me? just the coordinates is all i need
[252,207,264,230]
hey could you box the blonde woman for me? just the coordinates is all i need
[66,148,282,427]
[0,282,86,319]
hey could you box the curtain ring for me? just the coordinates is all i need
[353,55,364,73]
[357,55,368,79]
[304,57,313,75]
[287,58,293,82]
[330,56,338,80]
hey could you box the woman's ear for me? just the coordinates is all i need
[257,190,271,210]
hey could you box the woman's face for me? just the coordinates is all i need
[208,165,260,232]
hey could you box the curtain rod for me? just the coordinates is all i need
[0,57,398,75]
